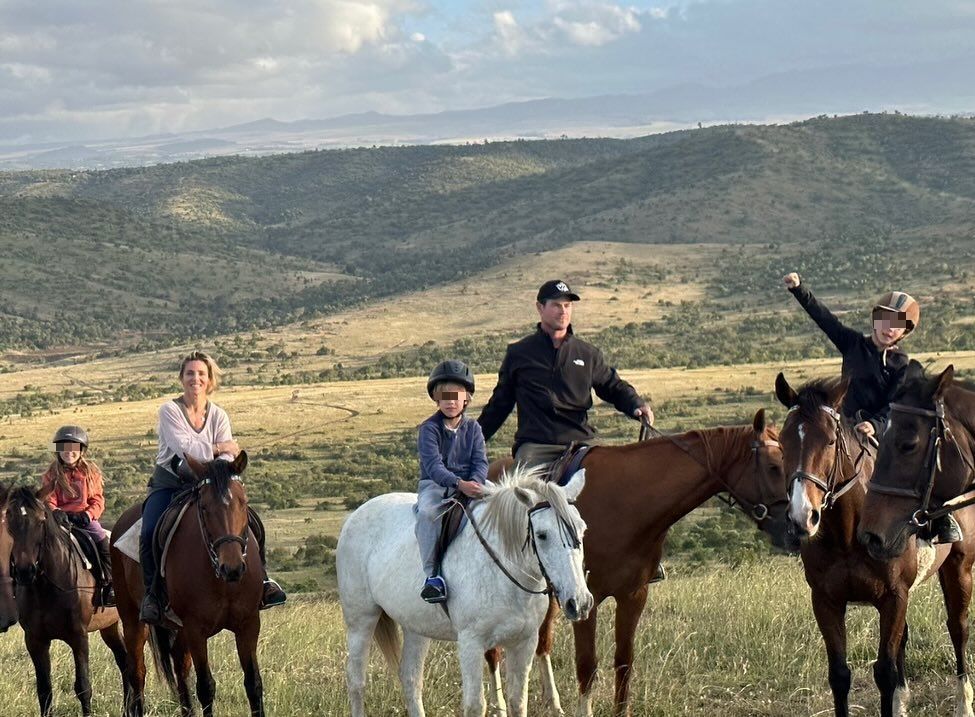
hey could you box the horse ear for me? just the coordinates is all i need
[184,455,206,479]
[514,487,533,506]
[774,373,797,409]
[562,469,586,502]
[231,450,248,476]
[933,365,955,400]
[752,409,768,434]
[906,359,925,382]
[829,377,850,410]
[36,482,54,502]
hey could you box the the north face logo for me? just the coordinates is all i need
[556,282,569,292]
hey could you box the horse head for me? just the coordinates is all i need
[184,451,251,583]
[0,482,18,631]
[481,465,593,622]
[776,373,864,539]
[859,362,975,560]
[6,484,55,587]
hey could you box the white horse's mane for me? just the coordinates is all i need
[478,464,579,559]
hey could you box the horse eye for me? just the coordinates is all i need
[537,532,548,541]
[900,440,919,453]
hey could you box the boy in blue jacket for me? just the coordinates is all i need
[416,359,488,603]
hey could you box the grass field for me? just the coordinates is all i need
[0,561,968,716]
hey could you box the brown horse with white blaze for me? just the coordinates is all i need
[112,451,265,717]
[485,410,794,717]
[858,362,975,716]
[0,482,18,632]
[5,484,127,717]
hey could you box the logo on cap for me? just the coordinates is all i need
[556,282,569,292]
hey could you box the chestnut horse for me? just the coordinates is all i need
[0,482,18,632]
[112,451,265,717]
[775,373,970,717]
[6,485,127,717]
[859,362,975,716]
[486,410,793,717]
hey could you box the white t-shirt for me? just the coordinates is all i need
[155,398,234,468]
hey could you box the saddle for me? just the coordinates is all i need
[545,443,592,486]
[63,526,113,604]
[153,488,196,579]
[434,498,468,575]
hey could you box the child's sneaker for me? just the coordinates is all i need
[420,575,447,603]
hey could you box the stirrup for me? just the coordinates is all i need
[420,576,448,604]
[933,515,964,544]
[260,579,287,610]
[649,563,667,584]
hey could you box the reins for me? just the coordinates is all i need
[192,475,249,579]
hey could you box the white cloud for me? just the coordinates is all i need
[552,3,642,47]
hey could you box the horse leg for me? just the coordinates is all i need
[485,648,507,717]
[939,547,975,717]
[67,629,94,716]
[458,636,487,717]
[186,631,217,717]
[894,623,911,717]
[810,594,851,717]
[100,622,129,704]
[612,586,649,717]
[571,603,599,717]
[171,637,195,716]
[234,619,265,717]
[504,635,539,717]
[122,618,149,717]
[24,631,54,717]
[876,596,909,717]
[345,612,379,717]
[400,630,431,717]
[535,598,564,716]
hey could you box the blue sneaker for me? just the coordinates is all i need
[420,575,447,603]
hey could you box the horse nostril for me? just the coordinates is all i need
[810,510,821,528]
[565,598,577,618]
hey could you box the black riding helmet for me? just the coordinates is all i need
[52,425,89,449]
[427,359,475,398]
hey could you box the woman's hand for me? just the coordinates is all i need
[457,480,484,499]
[214,440,241,457]
[854,421,875,438]
[783,272,801,289]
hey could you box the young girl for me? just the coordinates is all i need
[41,425,115,606]
[415,359,489,603]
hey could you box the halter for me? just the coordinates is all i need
[453,496,581,598]
[194,475,249,579]
[869,399,975,527]
[787,404,871,510]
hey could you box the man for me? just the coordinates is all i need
[478,279,653,469]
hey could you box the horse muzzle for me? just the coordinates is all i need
[12,564,37,585]
[563,591,594,622]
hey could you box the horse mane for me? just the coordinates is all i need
[479,464,579,560]
[205,458,235,497]
[794,378,845,418]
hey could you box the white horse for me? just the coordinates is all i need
[337,465,593,717]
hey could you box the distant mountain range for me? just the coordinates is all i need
[2,58,973,170]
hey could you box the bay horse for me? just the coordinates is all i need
[6,484,127,717]
[0,482,18,632]
[486,410,793,717]
[112,451,265,717]
[775,373,970,717]
[337,465,592,717]
[858,362,975,716]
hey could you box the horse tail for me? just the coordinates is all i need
[147,625,178,695]
[373,610,401,672]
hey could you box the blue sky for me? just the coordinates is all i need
[1,0,973,143]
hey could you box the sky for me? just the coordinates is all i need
[1,0,975,144]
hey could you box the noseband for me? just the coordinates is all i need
[788,405,870,510]
[195,475,249,579]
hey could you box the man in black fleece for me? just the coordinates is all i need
[477,280,652,469]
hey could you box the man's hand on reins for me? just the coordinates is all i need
[457,480,484,499]
[633,404,654,425]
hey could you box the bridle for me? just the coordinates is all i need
[453,496,582,598]
[0,500,12,589]
[787,404,871,510]
[642,421,783,524]
[194,475,249,579]
[869,399,975,528]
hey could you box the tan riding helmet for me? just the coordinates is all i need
[873,291,920,339]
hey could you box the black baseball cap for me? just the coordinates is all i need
[537,280,581,302]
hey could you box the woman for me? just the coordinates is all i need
[139,351,287,626]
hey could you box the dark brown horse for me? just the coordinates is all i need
[112,451,265,717]
[858,362,975,716]
[486,410,793,717]
[5,484,127,717]
[775,373,972,717]
[0,482,18,632]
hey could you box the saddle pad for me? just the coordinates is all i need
[114,520,141,562]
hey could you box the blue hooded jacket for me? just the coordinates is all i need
[418,412,489,490]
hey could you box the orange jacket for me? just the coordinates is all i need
[41,464,105,520]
